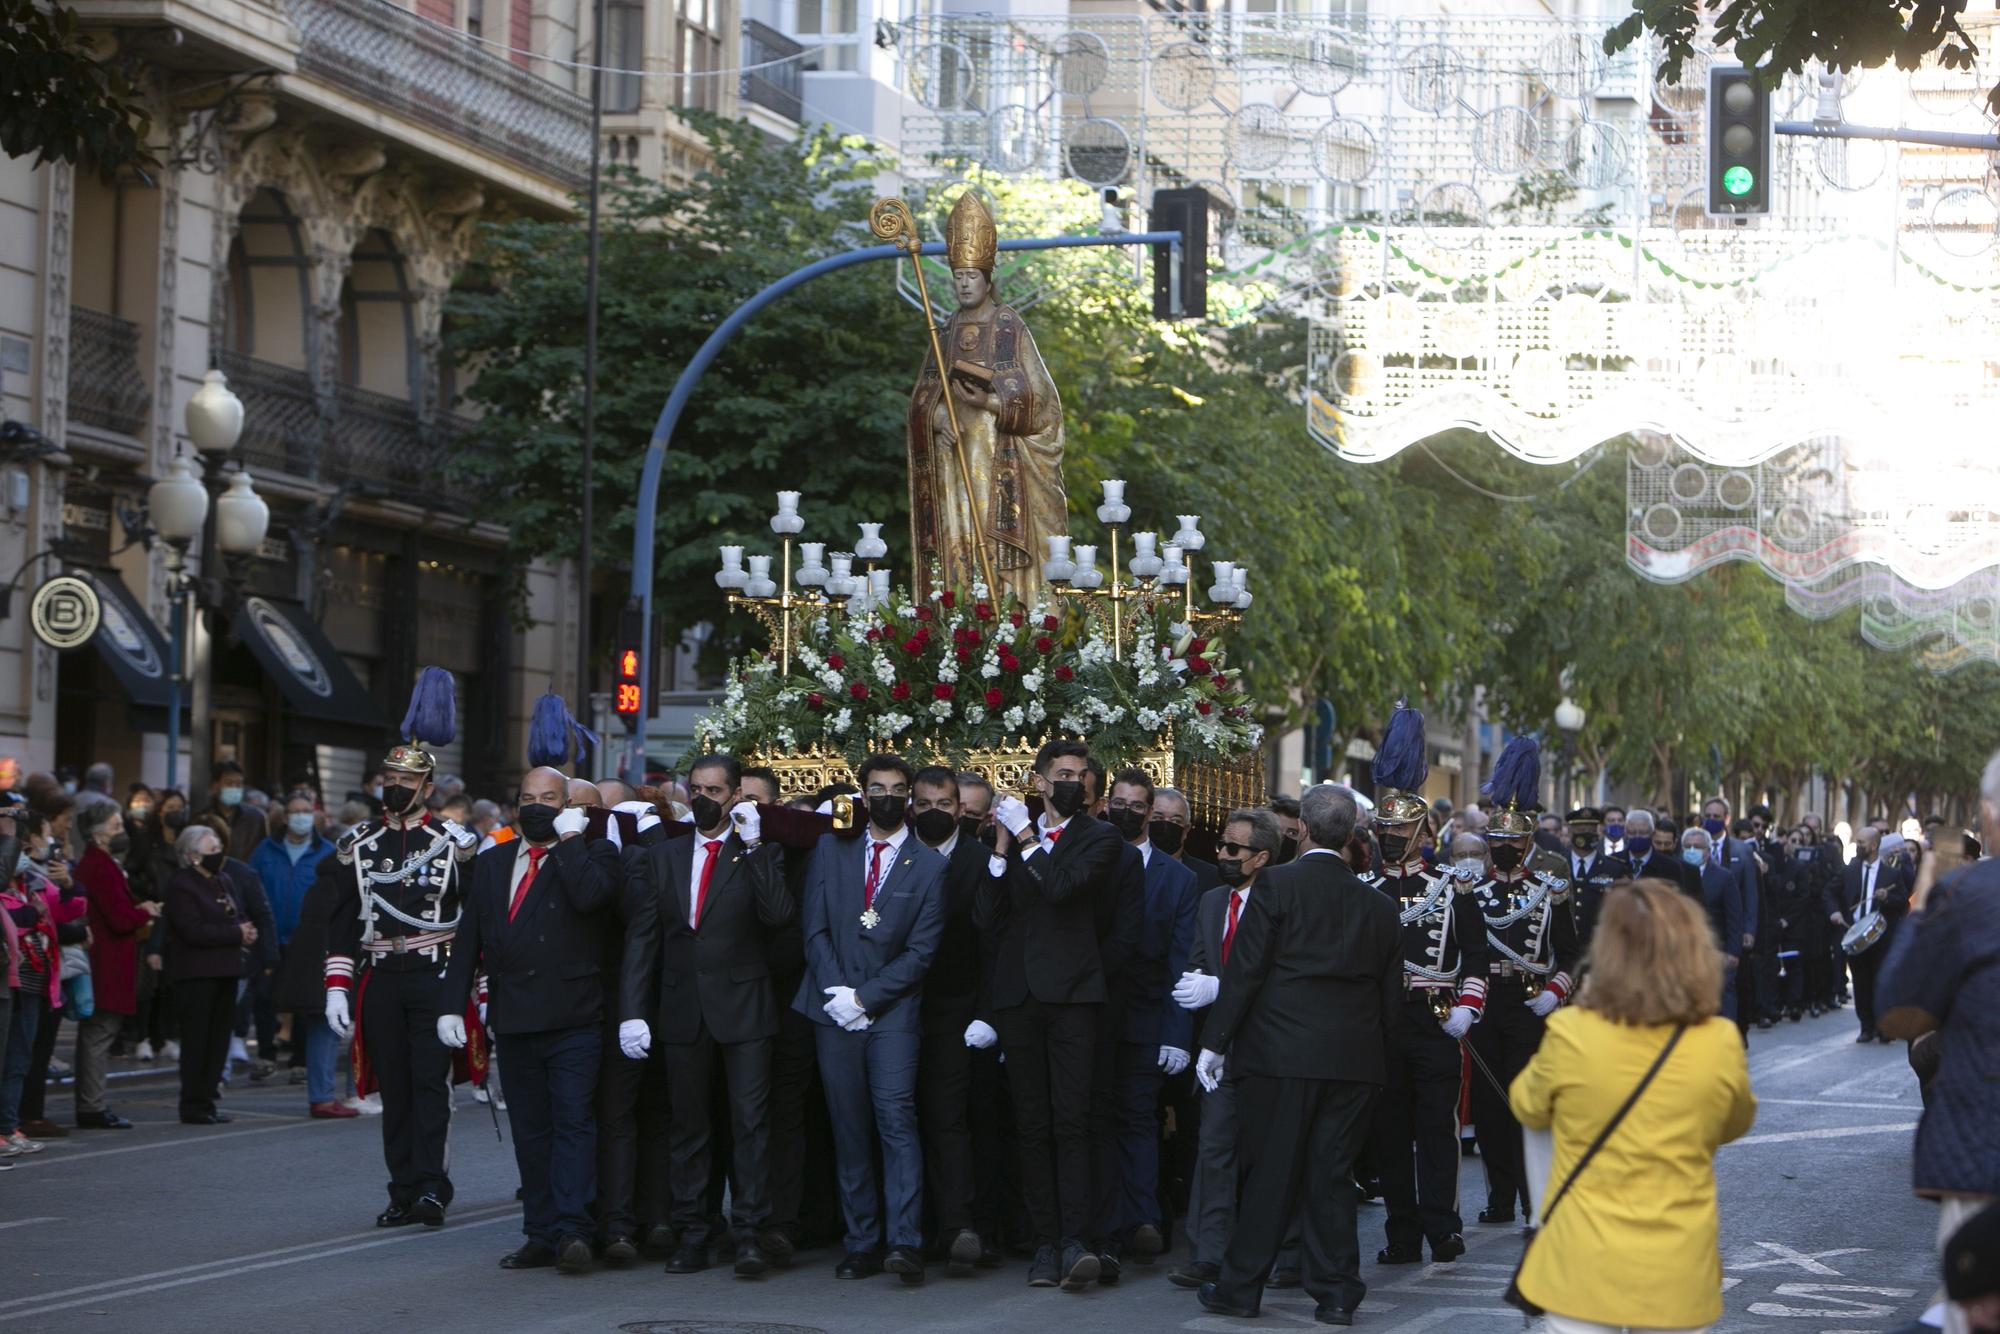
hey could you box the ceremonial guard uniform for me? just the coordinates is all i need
[324,668,479,1228]
[1362,705,1485,1265]
[1466,737,1578,1227]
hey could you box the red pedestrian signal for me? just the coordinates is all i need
[615,642,642,720]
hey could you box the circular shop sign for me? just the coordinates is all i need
[30,575,102,650]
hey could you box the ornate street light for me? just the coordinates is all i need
[1554,696,1586,810]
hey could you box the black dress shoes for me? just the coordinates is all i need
[376,1205,416,1228]
[946,1228,982,1276]
[665,1240,710,1274]
[1027,1244,1059,1287]
[601,1235,638,1266]
[1097,1251,1123,1285]
[413,1194,446,1228]
[1376,1244,1424,1265]
[1477,1207,1515,1225]
[179,1112,232,1125]
[1269,1268,1302,1288]
[1058,1242,1100,1292]
[500,1243,557,1269]
[734,1240,771,1278]
[1315,1305,1356,1326]
[1196,1282,1259,1318]
[1130,1223,1164,1260]
[76,1110,133,1130]
[641,1223,677,1255]
[1169,1260,1220,1288]
[885,1246,926,1285]
[1431,1233,1467,1262]
[835,1250,882,1280]
[1856,1029,1878,1043]
[759,1229,797,1267]
[555,1235,593,1274]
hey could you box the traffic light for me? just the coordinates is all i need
[614,604,645,729]
[1149,187,1208,320]
[1707,64,1772,217]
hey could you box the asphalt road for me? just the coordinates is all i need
[0,1005,1942,1334]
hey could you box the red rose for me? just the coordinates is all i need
[984,687,1003,708]
[1043,614,1059,631]
[1054,665,1075,682]
[933,683,954,700]
[1189,637,1209,654]
[891,681,911,701]
[864,628,880,642]
[902,637,925,656]
[1034,636,1055,655]
[806,692,825,710]
[1228,706,1248,719]
[955,646,972,662]
[826,653,844,671]
[975,601,994,621]
[1010,611,1025,627]
[1213,674,1230,692]
[916,607,933,622]
[1196,700,1213,715]
[999,653,1020,673]
[1187,655,1212,676]
[849,682,868,700]
[940,590,956,609]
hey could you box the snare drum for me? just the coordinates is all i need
[1841,909,1888,956]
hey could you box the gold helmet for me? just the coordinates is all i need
[946,191,998,272]
[382,742,436,776]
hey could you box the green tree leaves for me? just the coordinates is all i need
[1,0,156,180]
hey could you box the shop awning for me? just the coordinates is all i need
[77,570,173,710]
[231,595,384,727]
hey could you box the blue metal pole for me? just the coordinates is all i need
[626,230,1182,782]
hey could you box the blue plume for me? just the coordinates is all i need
[526,688,598,769]
[399,666,457,747]
[1371,701,1428,792]
[1481,734,1541,810]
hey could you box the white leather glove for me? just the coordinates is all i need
[553,806,588,838]
[1527,990,1561,1018]
[1172,970,1220,1010]
[1441,1006,1475,1040]
[963,1019,998,1049]
[1159,1046,1191,1075]
[823,985,867,1029]
[325,989,353,1040]
[436,1014,467,1049]
[1195,1048,1226,1093]
[994,794,1033,836]
[730,802,762,846]
[619,1018,651,1059]
[614,799,660,833]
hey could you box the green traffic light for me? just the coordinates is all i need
[1722,165,1755,197]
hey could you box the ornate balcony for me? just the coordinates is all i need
[219,349,322,476]
[288,0,592,190]
[67,307,152,437]
[741,20,805,124]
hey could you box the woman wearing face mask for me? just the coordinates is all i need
[72,801,156,1129]
[1,812,90,1154]
[165,825,259,1124]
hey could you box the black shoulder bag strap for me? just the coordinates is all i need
[1504,1022,1688,1318]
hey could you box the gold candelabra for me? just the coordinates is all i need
[1042,482,1249,659]
[716,493,888,675]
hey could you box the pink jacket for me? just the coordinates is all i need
[3,876,88,1006]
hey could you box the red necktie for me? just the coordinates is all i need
[1219,890,1243,965]
[865,841,890,908]
[1045,826,1062,845]
[508,846,547,921]
[693,839,722,927]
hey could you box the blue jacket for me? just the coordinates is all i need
[1121,845,1200,1051]
[1877,859,2000,1198]
[1699,861,1753,956]
[249,834,336,947]
[794,830,946,1034]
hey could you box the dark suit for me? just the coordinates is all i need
[621,830,794,1244]
[596,825,672,1245]
[1698,862,1752,1023]
[1180,855,1223,895]
[1206,851,1402,1314]
[1840,855,1912,1036]
[1088,839,1146,1250]
[1567,849,1632,957]
[918,835,1000,1243]
[442,835,620,1247]
[976,810,1122,1248]
[795,828,945,1253]
[1110,845,1197,1238]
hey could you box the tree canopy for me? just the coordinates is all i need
[1,0,155,179]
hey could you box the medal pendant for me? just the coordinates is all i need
[859,907,881,930]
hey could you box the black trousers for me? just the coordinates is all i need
[1851,934,1891,1034]
[767,1006,834,1244]
[919,1025,977,1236]
[1748,948,1780,1021]
[1086,1004,1124,1248]
[19,1000,61,1122]
[360,964,455,1208]
[501,1026,601,1247]
[993,997,1097,1247]
[171,976,236,1120]
[660,1024,772,1243]
[1217,1076,1376,1314]
[1467,984,1545,1218]
[969,1047,1024,1245]
[1368,995,1465,1250]
[595,1023,656,1241]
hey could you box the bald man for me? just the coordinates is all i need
[440,766,622,1273]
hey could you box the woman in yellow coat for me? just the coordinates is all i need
[1509,879,1758,1332]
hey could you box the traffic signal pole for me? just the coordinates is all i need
[1776,120,2000,151]
[621,228,1188,784]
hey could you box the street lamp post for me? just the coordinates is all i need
[1554,696,1586,813]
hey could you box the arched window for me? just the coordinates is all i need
[224,188,312,369]
[337,228,416,399]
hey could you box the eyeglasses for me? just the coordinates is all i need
[1107,799,1149,814]
[1218,841,1255,856]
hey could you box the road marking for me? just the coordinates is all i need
[20,1118,328,1165]
[1728,1242,1868,1275]
[1746,1282,1917,1319]
[1750,1032,1872,1078]
[1722,1123,1917,1148]
[0,1218,57,1231]
[1758,1097,1913,1110]
[0,1204,519,1319]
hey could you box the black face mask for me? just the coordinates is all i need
[199,850,227,875]
[381,784,419,814]
[958,813,985,843]
[1571,832,1599,854]
[1378,829,1411,863]
[106,833,131,857]
[517,803,560,842]
[1216,856,1249,887]
[1046,779,1085,819]
[912,807,955,846]
[1147,820,1186,855]
[1106,806,1147,840]
[689,793,725,832]
[1490,843,1524,872]
[868,794,908,831]
[1277,835,1299,863]
[164,808,187,831]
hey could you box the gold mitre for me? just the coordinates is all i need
[947,192,997,271]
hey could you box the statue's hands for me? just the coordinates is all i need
[949,375,996,415]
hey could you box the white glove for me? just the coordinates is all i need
[1195,1048,1226,1093]
[1172,970,1219,1010]
[815,800,834,816]
[478,1001,488,1028]
[1159,1046,1191,1075]
[439,816,478,851]
[614,799,661,833]
[1441,1006,1475,1040]
[842,1011,872,1032]
[730,802,762,846]
[552,806,588,838]
[436,1014,467,1049]
[823,985,867,1029]
[994,794,1033,836]
[1527,990,1561,1018]
[964,1019,998,1049]
[619,1018,651,1059]
[325,989,353,1040]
